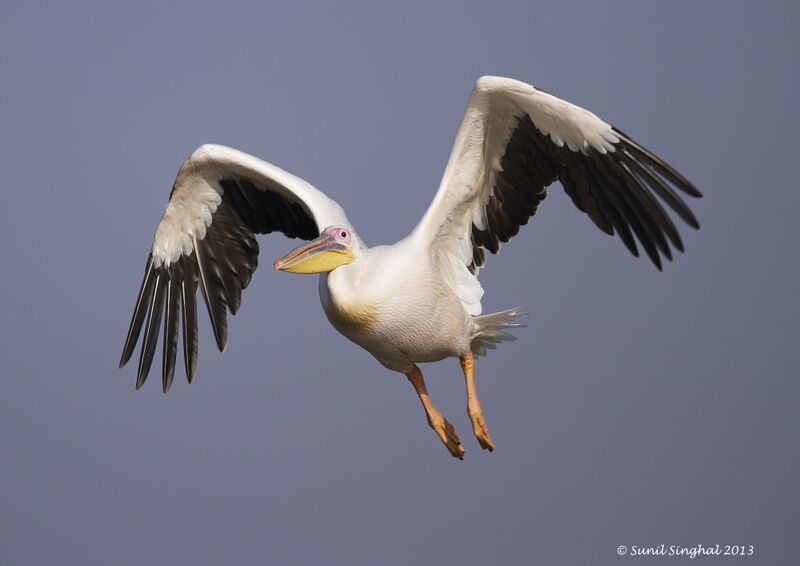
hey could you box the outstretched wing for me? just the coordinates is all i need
[119,144,353,392]
[413,76,702,315]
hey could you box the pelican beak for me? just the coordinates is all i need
[273,233,355,274]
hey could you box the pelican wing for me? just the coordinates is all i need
[120,144,352,391]
[413,76,702,315]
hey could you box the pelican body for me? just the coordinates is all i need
[311,237,471,373]
[120,76,701,458]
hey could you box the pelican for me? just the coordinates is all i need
[120,76,701,458]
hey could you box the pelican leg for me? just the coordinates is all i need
[460,353,495,451]
[405,364,465,459]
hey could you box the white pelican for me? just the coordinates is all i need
[120,76,701,458]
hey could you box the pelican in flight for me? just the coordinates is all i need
[120,76,701,458]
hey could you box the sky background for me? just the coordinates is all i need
[1,1,797,564]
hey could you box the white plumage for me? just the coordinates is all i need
[121,76,701,458]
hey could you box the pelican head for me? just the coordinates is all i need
[273,225,357,274]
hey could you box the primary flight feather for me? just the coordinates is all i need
[120,76,701,458]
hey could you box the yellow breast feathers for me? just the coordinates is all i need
[326,297,379,330]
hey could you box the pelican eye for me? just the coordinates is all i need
[340,230,348,238]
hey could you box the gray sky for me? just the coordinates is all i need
[1,1,797,564]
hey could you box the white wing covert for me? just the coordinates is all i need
[119,144,353,391]
[413,76,702,315]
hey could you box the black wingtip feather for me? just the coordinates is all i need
[586,152,662,268]
[613,127,703,198]
[120,255,157,369]
[162,267,181,394]
[614,160,674,261]
[600,159,669,265]
[619,160,684,255]
[619,148,701,231]
[194,238,229,353]
[136,272,166,390]
[180,255,198,384]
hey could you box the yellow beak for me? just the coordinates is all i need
[273,233,355,274]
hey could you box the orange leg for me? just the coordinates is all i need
[406,364,465,459]
[460,353,495,451]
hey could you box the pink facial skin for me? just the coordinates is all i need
[323,226,352,245]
